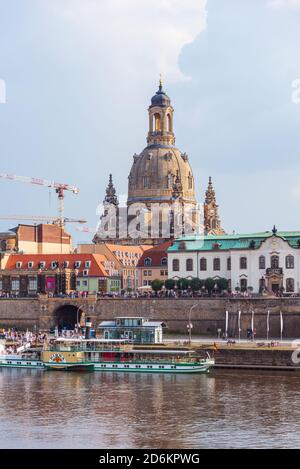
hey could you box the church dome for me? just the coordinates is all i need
[128,146,196,205]
[151,89,171,107]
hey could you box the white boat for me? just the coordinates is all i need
[42,338,214,374]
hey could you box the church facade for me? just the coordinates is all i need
[94,80,224,246]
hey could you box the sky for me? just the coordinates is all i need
[0,0,300,243]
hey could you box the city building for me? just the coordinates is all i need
[137,240,172,287]
[0,253,121,297]
[167,228,300,294]
[0,223,72,255]
[98,317,166,343]
[77,243,151,290]
[94,80,225,246]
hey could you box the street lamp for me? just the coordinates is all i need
[188,303,198,346]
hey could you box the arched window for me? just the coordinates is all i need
[286,255,294,269]
[213,258,221,271]
[286,278,295,292]
[144,257,152,267]
[143,176,150,188]
[200,258,207,271]
[271,255,280,269]
[172,259,180,272]
[240,278,248,292]
[259,256,266,270]
[186,259,193,272]
[153,113,161,132]
[166,113,172,132]
[161,257,167,267]
[240,257,247,270]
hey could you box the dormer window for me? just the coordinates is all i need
[63,261,69,269]
[75,261,81,268]
[83,269,89,277]
[39,261,46,269]
[51,261,58,270]
[85,261,91,269]
[144,257,152,267]
[28,261,34,269]
[161,257,168,267]
[16,262,22,269]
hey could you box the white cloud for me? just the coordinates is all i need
[44,0,207,83]
[268,0,300,9]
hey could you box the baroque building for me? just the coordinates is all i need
[94,79,225,246]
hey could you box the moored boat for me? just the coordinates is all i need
[42,338,214,374]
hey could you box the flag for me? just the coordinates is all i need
[225,310,229,336]
[280,311,283,338]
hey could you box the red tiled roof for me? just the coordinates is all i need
[4,253,109,277]
[137,241,173,268]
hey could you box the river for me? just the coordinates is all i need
[0,368,300,448]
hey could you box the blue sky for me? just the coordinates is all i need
[0,0,300,243]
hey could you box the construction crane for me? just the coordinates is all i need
[0,172,80,227]
[0,216,86,225]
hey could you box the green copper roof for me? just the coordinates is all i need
[168,231,300,252]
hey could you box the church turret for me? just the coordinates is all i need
[203,177,225,235]
[104,174,118,206]
[147,77,175,147]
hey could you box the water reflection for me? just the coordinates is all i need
[0,369,300,448]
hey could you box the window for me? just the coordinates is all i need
[144,271,148,277]
[143,176,150,189]
[200,258,207,271]
[240,278,248,292]
[28,278,37,291]
[75,261,81,268]
[259,256,265,270]
[144,257,152,267]
[16,262,22,269]
[51,261,58,270]
[188,172,193,190]
[186,259,193,272]
[161,257,167,267]
[76,280,80,287]
[11,278,20,291]
[83,280,88,287]
[166,113,172,132]
[286,278,295,293]
[83,270,89,277]
[39,261,46,269]
[271,255,280,269]
[85,260,91,269]
[213,258,221,271]
[153,113,161,132]
[240,257,247,270]
[173,259,180,272]
[63,261,69,268]
[227,257,231,271]
[28,262,34,269]
[286,255,294,269]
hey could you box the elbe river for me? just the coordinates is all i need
[1,368,300,449]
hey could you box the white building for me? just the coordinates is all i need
[167,228,300,294]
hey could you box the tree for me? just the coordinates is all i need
[177,278,190,291]
[151,279,164,296]
[216,278,228,292]
[165,278,175,291]
[190,277,203,293]
[205,278,215,294]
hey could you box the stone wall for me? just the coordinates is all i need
[1,297,300,338]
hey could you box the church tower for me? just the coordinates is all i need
[203,177,225,235]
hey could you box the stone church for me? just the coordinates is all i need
[94,80,224,246]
